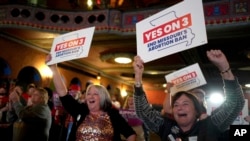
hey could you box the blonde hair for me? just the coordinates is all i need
[85,84,112,110]
[122,94,133,109]
[36,87,49,104]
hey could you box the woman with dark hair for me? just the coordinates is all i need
[45,54,136,141]
[133,49,245,141]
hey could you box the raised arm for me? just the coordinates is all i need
[133,56,164,133]
[206,49,234,80]
[206,49,245,131]
[133,56,144,85]
[45,54,67,97]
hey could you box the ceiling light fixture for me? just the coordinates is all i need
[100,52,135,64]
[97,74,101,80]
[114,57,132,64]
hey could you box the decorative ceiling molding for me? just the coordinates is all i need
[0,1,250,34]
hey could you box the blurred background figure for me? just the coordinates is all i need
[9,87,52,141]
[120,95,146,141]
[0,81,10,141]
[21,83,36,107]
[189,88,208,120]
[0,86,8,121]
[44,87,54,111]
[79,80,93,104]
[111,95,121,109]
[7,83,27,123]
[63,83,82,141]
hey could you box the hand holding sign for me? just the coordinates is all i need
[46,26,95,65]
[165,63,207,95]
[136,0,207,63]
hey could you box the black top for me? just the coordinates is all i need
[60,95,136,141]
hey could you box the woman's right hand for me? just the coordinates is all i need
[45,54,52,64]
[45,54,57,69]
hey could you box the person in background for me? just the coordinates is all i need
[6,84,27,123]
[22,83,36,103]
[68,84,81,101]
[43,86,60,141]
[133,49,245,141]
[45,54,136,141]
[111,94,121,109]
[0,84,27,141]
[44,87,54,111]
[63,84,82,141]
[44,87,64,141]
[160,83,174,118]
[78,91,86,104]
[120,95,145,141]
[189,88,208,120]
[0,86,8,122]
[79,81,93,104]
[9,87,52,141]
[0,84,10,141]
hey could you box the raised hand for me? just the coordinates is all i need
[206,49,230,73]
[45,54,52,64]
[206,49,234,80]
[133,56,144,83]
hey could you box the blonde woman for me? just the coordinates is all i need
[46,54,136,141]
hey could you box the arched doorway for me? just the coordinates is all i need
[17,66,42,88]
[0,57,11,79]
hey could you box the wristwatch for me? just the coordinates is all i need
[135,81,142,87]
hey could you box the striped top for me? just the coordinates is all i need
[134,79,245,141]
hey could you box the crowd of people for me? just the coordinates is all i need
[0,81,53,141]
[0,49,249,141]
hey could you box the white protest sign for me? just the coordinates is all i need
[165,63,207,95]
[207,99,249,125]
[136,0,207,63]
[47,26,95,65]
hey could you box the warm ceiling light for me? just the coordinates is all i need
[96,73,101,80]
[100,52,135,64]
[87,0,93,9]
[114,57,132,64]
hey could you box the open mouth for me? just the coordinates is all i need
[88,100,95,104]
[178,113,187,117]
